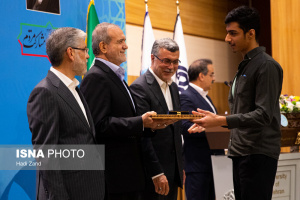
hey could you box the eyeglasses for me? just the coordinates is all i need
[71,47,89,54]
[154,55,181,66]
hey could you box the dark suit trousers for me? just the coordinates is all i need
[185,172,215,200]
[232,154,278,200]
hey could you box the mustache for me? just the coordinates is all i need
[164,69,174,73]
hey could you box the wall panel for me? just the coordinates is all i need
[126,0,248,40]
[271,0,300,95]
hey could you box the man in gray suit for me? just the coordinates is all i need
[130,38,183,200]
[27,27,104,200]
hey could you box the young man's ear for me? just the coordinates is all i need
[248,29,256,40]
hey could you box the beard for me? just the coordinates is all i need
[73,54,87,76]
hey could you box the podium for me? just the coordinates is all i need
[205,126,230,149]
[207,126,300,200]
[206,126,300,149]
[281,127,300,147]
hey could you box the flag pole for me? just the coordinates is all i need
[176,0,179,14]
[145,0,148,12]
[173,0,189,92]
[141,0,155,75]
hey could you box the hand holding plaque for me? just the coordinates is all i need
[142,111,178,130]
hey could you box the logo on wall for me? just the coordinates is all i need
[17,21,57,62]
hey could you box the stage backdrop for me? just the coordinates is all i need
[0,0,125,199]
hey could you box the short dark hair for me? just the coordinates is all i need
[46,27,86,66]
[188,59,213,82]
[151,38,179,56]
[225,6,260,41]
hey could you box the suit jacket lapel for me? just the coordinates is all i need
[47,71,92,133]
[145,70,169,112]
[189,86,215,113]
[123,80,137,113]
[76,87,96,138]
[206,95,218,114]
[95,60,136,113]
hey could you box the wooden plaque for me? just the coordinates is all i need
[151,114,202,120]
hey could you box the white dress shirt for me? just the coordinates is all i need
[189,82,216,114]
[50,67,90,126]
[149,68,173,111]
[149,68,174,180]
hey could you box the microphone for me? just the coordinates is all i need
[224,81,231,87]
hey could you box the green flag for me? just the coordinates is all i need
[86,0,99,71]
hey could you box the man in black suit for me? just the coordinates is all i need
[27,27,104,200]
[130,38,183,200]
[80,23,171,200]
[180,59,223,200]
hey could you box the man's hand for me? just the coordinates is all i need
[142,111,156,128]
[190,108,227,128]
[152,175,169,196]
[142,112,178,130]
[151,119,179,130]
[188,123,205,134]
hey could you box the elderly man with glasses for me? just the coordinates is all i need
[130,38,184,200]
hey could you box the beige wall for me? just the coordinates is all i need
[126,24,241,83]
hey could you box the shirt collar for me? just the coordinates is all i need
[149,68,173,87]
[96,58,125,81]
[50,67,79,89]
[244,46,265,60]
[189,82,208,97]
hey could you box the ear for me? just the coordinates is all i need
[198,73,205,81]
[151,54,155,63]
[66,47,75,61]
[99,41,107,53]
[248,29,255,40]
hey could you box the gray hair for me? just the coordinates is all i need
[46,27,86,66]
[92,22,120,56]
[151,38,179,56]
[188,59,213,81]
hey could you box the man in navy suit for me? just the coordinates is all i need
[27,27,104,200]
[180,59,223,200]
